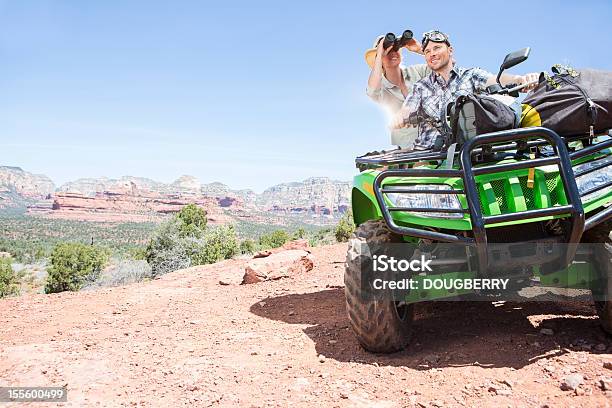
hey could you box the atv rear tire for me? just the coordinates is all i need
[344,220,414,353]
[582,220,612,334]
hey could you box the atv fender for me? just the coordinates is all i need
[351,186,381,226]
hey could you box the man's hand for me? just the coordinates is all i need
[404,38,424,55]
[517,72,540,93]
[390,108,409,129]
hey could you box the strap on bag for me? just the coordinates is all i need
[445,143,457,169]
[450,95,468,144]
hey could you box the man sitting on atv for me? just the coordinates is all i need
[391,30,539,150]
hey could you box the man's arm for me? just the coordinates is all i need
[485,72,540,92]
[403,38,424,55]
[390,84,422,129]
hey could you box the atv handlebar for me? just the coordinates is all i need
[402,112,419,127]
[488,80,539,96]
[505,80,538,94]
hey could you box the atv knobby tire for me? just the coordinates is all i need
[344,220,414,353]
[582,219,612,334]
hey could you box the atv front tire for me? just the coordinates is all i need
[582,219,612,334]
[344,220,414,353]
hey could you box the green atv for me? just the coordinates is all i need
[345,51,612,353]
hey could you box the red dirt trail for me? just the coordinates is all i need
[1,244,611,407]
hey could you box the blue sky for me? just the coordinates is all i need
[1,0,611,192]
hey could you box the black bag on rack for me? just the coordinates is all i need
[521,66,612,137]
[440,93,519,148]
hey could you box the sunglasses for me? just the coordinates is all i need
[422,30,450,49]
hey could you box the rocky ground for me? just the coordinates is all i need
[0,243,611,407]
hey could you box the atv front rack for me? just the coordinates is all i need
[372,127,612,272]
[357,130,612,167]
[570,136,612,230]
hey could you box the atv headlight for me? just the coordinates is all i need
[573,156,612,202]
[385,184,463,219]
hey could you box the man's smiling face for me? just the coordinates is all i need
[423,42,453,72]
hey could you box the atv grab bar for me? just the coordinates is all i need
[461,127,584,271]
[373,127,598,274]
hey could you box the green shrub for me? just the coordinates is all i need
[308,227,334,247]
[191,225,239,265]
[240,239,256,255]
[85,260,152,289]
[128,246,148,261]
[176,203,207,238]
[45,243,110,293]
[146,216,239,277]
[335,210,355,242]
[293,228,306,240]
[145,220,191,277]
[259,230,290,249]
[0,257,19,298]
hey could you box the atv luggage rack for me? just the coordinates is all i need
[356,130,612,167]
[369,127,612,273]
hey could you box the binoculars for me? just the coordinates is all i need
[382,30,414,51]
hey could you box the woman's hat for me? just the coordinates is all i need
[364,35,384,68]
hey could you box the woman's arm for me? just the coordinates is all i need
[367,40,389,95]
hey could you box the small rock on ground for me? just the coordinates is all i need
[560,374,583,391]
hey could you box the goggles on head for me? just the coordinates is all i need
[422,30,450,50]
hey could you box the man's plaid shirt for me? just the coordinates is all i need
[402,65,492,149]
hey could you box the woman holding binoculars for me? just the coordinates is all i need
[365,30,431,149]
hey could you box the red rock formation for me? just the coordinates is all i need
[27,189,233,224]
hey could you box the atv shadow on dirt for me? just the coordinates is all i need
[249,288,610,370]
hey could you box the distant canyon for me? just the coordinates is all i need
[0,166,350,226]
